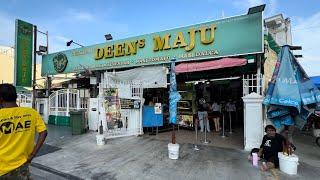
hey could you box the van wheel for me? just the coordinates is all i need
[316,137,320,147]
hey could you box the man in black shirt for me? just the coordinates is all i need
[258,125,285,171]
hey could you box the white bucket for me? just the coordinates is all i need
[278,152,299,175]
[96,134,105,145]
[168,143,180,160]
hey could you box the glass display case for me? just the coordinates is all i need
[177,91,194,128]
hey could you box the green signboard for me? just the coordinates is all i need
[15,19,33,87]
[42,12,262,76]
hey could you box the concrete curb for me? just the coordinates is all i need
[31,162,83,180]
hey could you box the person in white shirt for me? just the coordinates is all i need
[211,101,221,132]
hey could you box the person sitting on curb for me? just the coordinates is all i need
[258,125,286,171]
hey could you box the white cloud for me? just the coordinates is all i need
[292,12,320,76]
[49,35,71,53]
[67,9,95,22]
[266,0,277,17]
[0,13,14,46]
[55,35,71,43]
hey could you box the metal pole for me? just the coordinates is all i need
[172,124,176,144]
[46,31,49,54]
[257,54,261,95]
[66,89,70,115]
[139,85,143,135]
[46,76,51,97]
[32,25,37,109]
[44,31,50,98]
[73,41,84,47]
[202,113,210,144]
[229,111,233,134]
[221,112,226,138]
[194,117,200,150]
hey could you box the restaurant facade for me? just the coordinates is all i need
[41,8,279,150]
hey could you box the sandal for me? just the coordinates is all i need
[260,162,268,171]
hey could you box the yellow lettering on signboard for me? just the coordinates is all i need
[105,45,114,58]
[153,34,171,51]
[172,32,187,49]
[115,44,125,57]
[138,39,145,48]
[200,25,216,44]
[93,24,217,61]
[95,48,104,60]
[185,29,197,52]
[125,41,137,55]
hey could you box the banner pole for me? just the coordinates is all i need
[32,25,37,109]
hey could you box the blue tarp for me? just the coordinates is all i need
[142,106,163,127]
[311,76,320,88]
[263,46,320,129]
[169,58,181,124]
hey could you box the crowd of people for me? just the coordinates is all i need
[196,96,296,173]
[197,98,237,133]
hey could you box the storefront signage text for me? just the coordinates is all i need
[42,12,263,75]
[94,25,216,61]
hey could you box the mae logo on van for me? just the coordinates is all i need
[53,53,68,73]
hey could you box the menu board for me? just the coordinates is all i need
[154,103,162,114]
[104,88,122,129]
[120,98,141,109]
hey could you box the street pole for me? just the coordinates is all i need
[45,30,50,97]
[35,29,50,97]
[46,31,49,54]
[32,25,37,109]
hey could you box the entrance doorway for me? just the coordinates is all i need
[143,58,262,149]
[144,77,246,150]
[194,78,244,134]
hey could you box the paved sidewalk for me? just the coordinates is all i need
[30,129,320,180]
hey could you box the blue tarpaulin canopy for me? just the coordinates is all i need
[169,58,181,124]
[311,76,320,88]
[263,46,320,128]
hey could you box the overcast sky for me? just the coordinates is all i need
[0,0,319,76]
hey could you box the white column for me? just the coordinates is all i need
[44,98,49,124]
[77,90,80,110]
[55,92,58,116]
[242,93,264,151]
[66,89,70,116]
[139,86,143,135]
